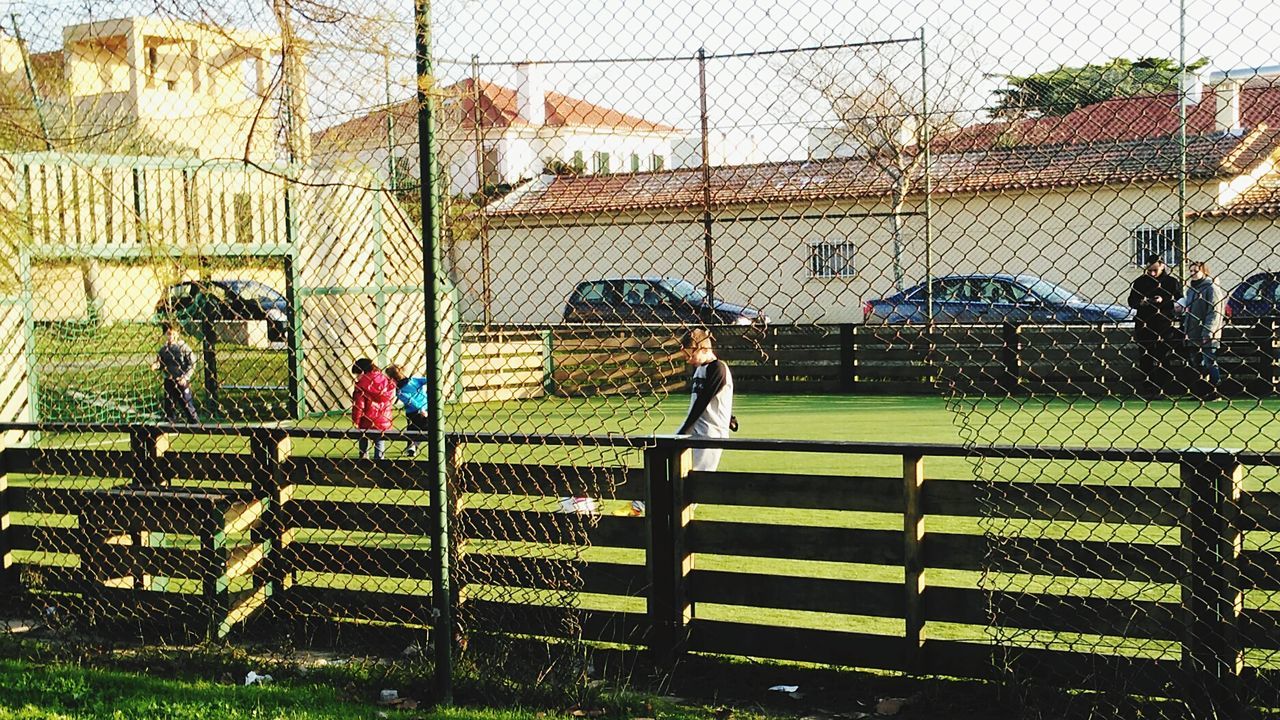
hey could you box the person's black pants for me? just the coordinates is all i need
[162,379,200,423]
[1137,337,1177,395]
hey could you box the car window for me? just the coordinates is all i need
[620,280,661,306]
[1239,276,1268,301]
[975,279,1017,304]
[236,282,283,304]
[572,282,608,304]
[660,279,706,304]
[936,279,979,302]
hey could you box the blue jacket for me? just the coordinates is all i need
[395,377,430,414]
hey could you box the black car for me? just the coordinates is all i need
[563,277,766,326]
[863,274,1134,324]
[156,280,288,340]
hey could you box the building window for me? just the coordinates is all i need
[234,193,254,243]
[651,154,665,171]
[808,240,856,278]
[1134,226,1182,266]
[592,151,611,175]
[571,151,585,173]
[630,153,641,172]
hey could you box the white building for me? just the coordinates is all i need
[311,64,685,196]
[2,17,289,161]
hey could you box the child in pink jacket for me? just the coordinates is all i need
[351,357,395,459]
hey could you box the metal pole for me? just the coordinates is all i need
[385,49,396,189]
[473,55,492,326]
[413,0,453,704]
[11,14,52,151]
[698,47,715,306]
[1177,0,1188,281]
[919,30,934,325]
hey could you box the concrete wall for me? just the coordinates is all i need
[471,178,1272,324]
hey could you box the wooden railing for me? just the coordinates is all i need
[460,322,1280,397]
[3,425,1280,715]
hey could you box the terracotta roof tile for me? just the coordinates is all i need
[312,78,678,151]
[935,84,1280,152]
[489,127,1280,218]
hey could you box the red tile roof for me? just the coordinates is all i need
[312,78,678,150]
[935,84,1280,152]
[489,126,1280,218]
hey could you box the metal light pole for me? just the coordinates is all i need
[698,47,716,306]
[413,0,453,704]
[920,29,934,325]
[1177,0,1189,281]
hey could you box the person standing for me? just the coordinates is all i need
[351,357,396,459]
[151,321,200,423]
[385,364,429,457]
[1127,254,1182,398]
[676,328,735,472]
[1183,261,1227,401]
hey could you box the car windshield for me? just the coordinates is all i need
[229,281,283,304]
[660,279,706,304]
[1020,277,1084,305]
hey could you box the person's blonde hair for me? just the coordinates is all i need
[385,364,406,383]
[1191,260,1213,276]
[680,328,714,350]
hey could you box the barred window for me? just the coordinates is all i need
[1134,226,1182,266]
[808,240,856,278]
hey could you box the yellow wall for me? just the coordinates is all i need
[476,178,1263,324]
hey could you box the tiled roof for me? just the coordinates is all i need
[1193,175,1280,218]
[488,126,1280,217]
[312,78,678,150]
[935,85,1280,152]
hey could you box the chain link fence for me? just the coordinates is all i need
[3,0,1280,715]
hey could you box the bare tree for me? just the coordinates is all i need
[787,37,980,291]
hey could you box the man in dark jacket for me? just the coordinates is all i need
[1127,254,1182,398]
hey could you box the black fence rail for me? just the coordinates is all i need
[3,424,1280,715]
[463,322,1280,397]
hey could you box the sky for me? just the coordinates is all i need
[9,0,1280,151]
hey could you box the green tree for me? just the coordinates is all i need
[991,56,1210,119]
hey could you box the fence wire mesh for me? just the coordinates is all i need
[5,0,1280,715]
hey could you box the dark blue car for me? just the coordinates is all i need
[1225,271,1280,320]
[863,274,1133,324]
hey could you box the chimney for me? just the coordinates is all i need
[1215,78,1244,136]
[1180,70,1203,107]
[515,63,545,127]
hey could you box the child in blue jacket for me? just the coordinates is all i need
[385,365,429,456]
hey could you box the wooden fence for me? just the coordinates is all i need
[4,426,1280,714]
[459,322,1280,397]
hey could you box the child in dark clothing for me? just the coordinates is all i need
[351,358,396,459]
[150,322,200,423]
[385,364,429,456]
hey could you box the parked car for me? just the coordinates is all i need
[863,274,1134,324]
[156,280,288,340]
[1224,271,1280,321]
[563,277,767,326]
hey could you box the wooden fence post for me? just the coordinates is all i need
[129,427,171,487]
[1000,322,1020,394]
[0,448,12,602]
[839,323,855,393]
[903,454,926,674]
[1267,320,1280,397]
[645,441,692,678]
[1180,449,1244,719]
[542,329,556,396]
[251,428,293,621]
